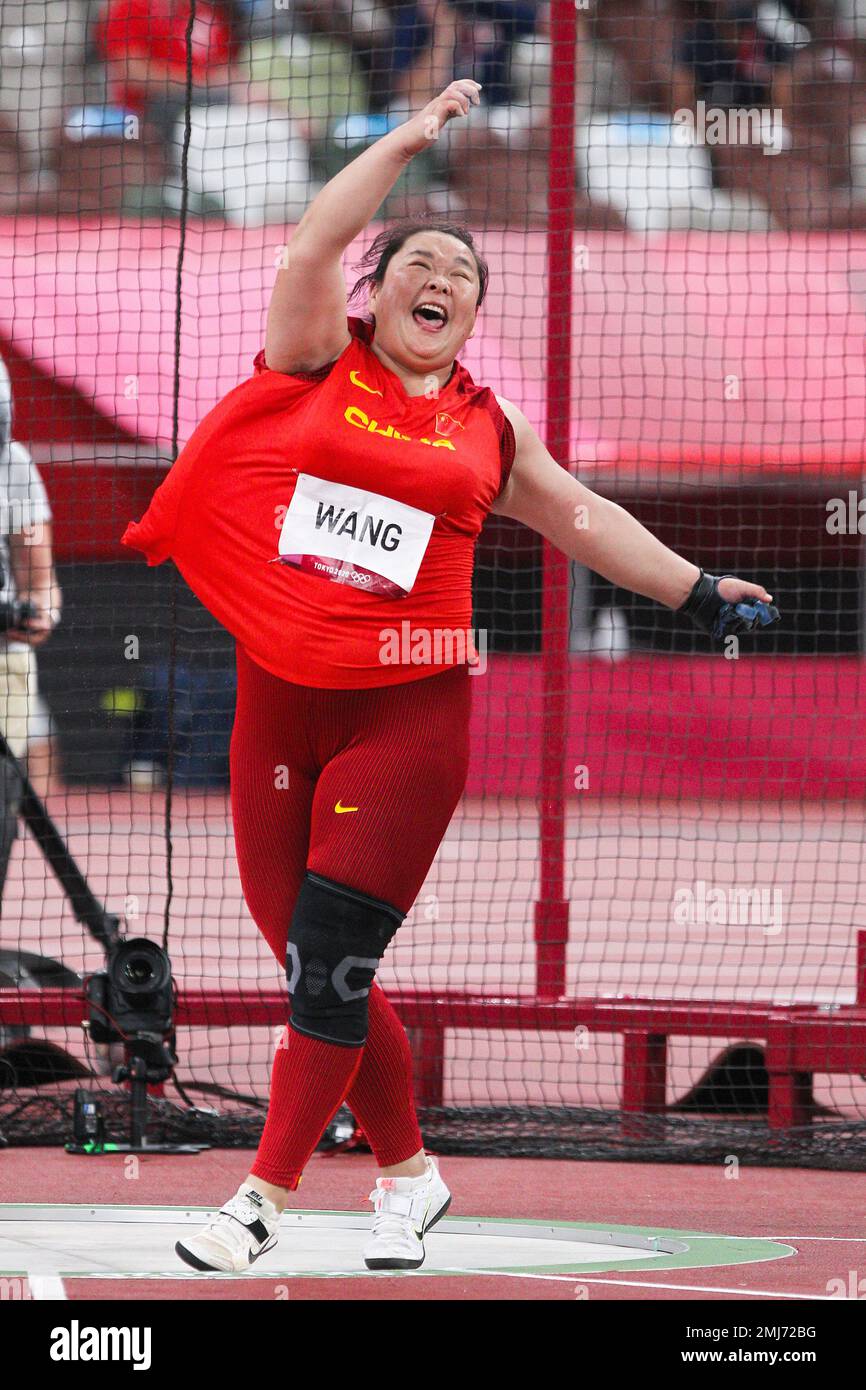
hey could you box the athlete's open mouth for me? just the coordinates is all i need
[412,301,449,332]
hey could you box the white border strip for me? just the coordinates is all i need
[26,1274,67,1301]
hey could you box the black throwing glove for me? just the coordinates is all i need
[679,570,780,640]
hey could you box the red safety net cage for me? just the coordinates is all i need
[1,1,866,1167]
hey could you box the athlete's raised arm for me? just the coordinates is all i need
[494,398,778,636]
[264,78,482,375]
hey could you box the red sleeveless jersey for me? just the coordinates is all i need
[122,318,515,688]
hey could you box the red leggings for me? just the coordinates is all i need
[231,644,471,1180]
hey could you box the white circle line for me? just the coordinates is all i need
[766,1235,866,1243]
[449,1271,853,1299]
[578,1277,849,1300]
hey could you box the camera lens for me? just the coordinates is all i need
[123,955,154,986]
[110,938,170,996]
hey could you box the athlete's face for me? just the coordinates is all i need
[367,232,480,375]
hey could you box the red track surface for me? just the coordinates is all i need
[2,1147,864,1301]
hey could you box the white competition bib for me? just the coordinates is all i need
[277,473,436,598]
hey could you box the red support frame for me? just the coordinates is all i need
[5,932,866,1135]
[534,0,577,999]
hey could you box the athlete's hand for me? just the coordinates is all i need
[396,79,482,159]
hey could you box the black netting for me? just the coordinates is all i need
[1,1,866,1170]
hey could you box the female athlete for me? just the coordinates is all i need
[123,78,778,1273]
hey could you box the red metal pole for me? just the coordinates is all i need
[534,1,577,999]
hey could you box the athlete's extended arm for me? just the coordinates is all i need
[264,78,481,375]
[494,399,774,619]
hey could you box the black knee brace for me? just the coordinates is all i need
[286,872,404,1047]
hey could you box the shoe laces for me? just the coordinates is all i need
[368,1181,426,1242]
[369,1207,418,1247]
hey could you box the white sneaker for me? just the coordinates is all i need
[363,1156,451,1271]
[175,1184,280,1273]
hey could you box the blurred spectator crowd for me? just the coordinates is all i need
[4,1,866,228]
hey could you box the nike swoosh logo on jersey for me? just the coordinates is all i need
[334,801,359,813]
[349,369,383,396]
